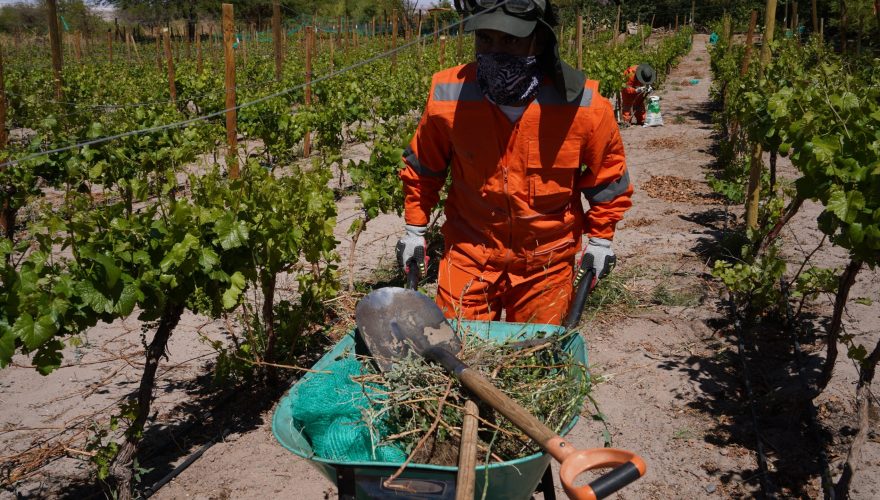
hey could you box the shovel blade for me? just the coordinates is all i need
[355,287,461,372]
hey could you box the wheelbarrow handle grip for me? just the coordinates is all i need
[563,263,597,330]
[405,247,424,290]
[558,448,647,500]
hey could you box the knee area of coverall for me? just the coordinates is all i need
[435,256,573,326]
[435,258,502,322]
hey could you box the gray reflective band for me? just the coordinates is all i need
[403,147,447,178]
[582,169,631,203]
[433,82,483,102]
[535,87,593,107]
[578,88,594,107]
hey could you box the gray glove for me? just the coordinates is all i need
[582,237,616,279]
[395,224,427,274]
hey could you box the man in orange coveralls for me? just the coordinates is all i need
[396,0,632,325]
[620,63,655,126]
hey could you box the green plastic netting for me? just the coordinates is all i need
[290,358,407,463]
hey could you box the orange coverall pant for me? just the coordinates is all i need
[435,255,574,325]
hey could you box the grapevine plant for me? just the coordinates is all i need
[709,29,879,497]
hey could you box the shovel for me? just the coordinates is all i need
[355,288,646,500]
[403,252,479,500]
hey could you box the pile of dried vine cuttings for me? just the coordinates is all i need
[353,330,591,466]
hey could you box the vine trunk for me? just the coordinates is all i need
[834,339,880,498]
[348,218,366,292]
[109,302,184,500]
[818,259,862,392]
[262,273,277,364]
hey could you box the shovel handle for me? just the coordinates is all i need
[426,348,646,499]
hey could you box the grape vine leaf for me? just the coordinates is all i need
[214,216,249,250]
[13,313,59,350]
[75,280,115,314]
[0,324,15,367]
[222,271,246,309]
[32,339,64,375]
[827,187,865,225]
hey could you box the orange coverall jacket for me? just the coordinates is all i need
[400,63,632,323]
[621,64,647,123]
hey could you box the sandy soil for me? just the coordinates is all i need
[2,35,878,500]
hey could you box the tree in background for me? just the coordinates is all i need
[101,0,413,27]
[0,1,107,35]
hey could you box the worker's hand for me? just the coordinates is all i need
[396,225,428,275]
[645,85,654,94]
[636,86,649,94]
[581,237,616,279]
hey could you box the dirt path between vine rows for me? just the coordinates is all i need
[3,34,878,500]
[150,34,880,500]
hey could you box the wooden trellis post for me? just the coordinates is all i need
[745,0,777,229]
[0,45,9,240]
[741,11,758,76]
[457,15,464,59]
[392,10,398,70]
[163,29,176,102]
[222,3,238,179]
[196,28,203,73]
[46,0,64,100]
[155,31,162,70]
[613,4,621,46]
[273,0,283,81]
[125,27,131,62]
[576,14,583,70]
[811,0,819,34]
[0,46,7,150]
[74,31,82,63]
[304,26,313,157]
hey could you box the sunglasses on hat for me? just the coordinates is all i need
[454,0,546,20]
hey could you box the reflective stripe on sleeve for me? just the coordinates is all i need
[578,88,593,107]
[582,169,631,203]
[403,146,448,178]
[433,82,483,102]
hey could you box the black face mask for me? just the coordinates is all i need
[476,52,541,106]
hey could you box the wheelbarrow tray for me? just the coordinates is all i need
[272,320,588,500]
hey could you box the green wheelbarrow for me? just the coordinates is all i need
[272,320,586,500]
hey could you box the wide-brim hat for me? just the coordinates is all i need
[636,63,656,85]
[463,2,586,103]
[463,9,537,38]
[462,0,548,37]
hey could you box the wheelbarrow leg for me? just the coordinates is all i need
[337,466,356,500]
[536,464,556,500]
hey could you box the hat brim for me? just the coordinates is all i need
[636,64,656,85]
[463,10,537,38]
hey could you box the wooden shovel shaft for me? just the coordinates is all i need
[427,347,569,462]
[455,398,479,500]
